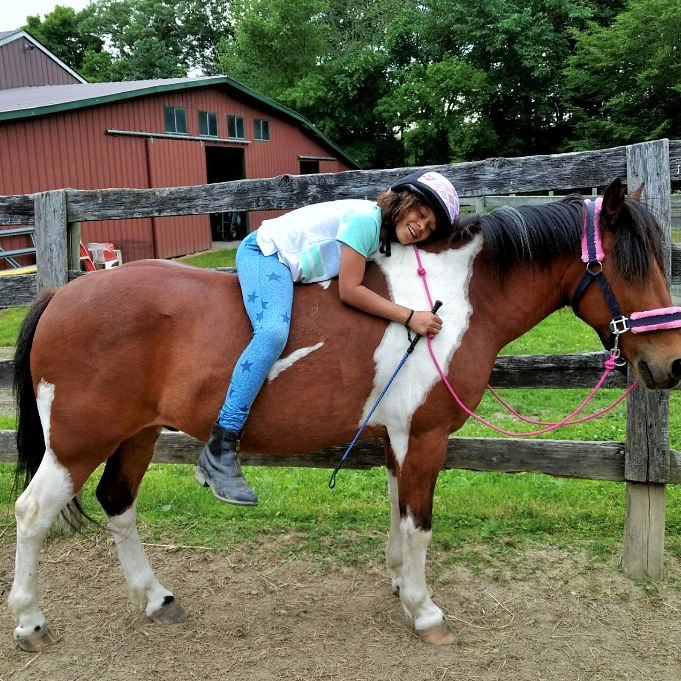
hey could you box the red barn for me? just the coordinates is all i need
[0,52,358,265]
[0,29,86,88]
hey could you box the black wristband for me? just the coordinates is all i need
[404,309,414,327]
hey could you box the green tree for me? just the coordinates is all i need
[78,0,188,79]
[409,0,593,159]
[285,46,402,168]
[218,0,331,95]
[177,0,234,75]
[378,58,491,165]
[218,0,418,167]
[566,0,681,149]
[24,1,234,81]
[24,5,102,72]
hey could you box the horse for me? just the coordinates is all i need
[9,178,681,651]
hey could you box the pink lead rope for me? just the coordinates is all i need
[411,244,637,437]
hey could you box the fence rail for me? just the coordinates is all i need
[0,139,678,581]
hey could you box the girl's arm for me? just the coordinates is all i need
[338,245,442,336]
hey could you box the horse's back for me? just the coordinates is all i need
[29,259,387,449]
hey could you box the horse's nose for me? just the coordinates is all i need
[672,358,681,381]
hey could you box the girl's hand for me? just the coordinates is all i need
[408,310,442,336]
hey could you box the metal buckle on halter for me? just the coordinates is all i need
[609,316,630,335]
[586,260,603,275]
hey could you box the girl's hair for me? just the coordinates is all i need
[376,190,423,255]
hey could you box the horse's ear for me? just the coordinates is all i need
[629,182,645,202]
[602,178,626,226]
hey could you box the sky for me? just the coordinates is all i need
[1,1,91,32]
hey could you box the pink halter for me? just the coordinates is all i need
[573,197,681,336]
[409,196,680,436]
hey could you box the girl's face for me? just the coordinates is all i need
[394,203,437,244]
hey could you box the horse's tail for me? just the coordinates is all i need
[13,289,55,492]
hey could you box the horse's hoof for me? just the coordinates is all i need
[416,621,457,645]
[149,596,187,624]
[15,624,58,652]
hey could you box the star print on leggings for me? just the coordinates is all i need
[247,292,258,304]
[240,359,253,372]
[267,272,282,282]
[281,312,290,324]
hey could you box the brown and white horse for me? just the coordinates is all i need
[9,179,681,650]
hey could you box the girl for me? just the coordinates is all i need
[195,170,460,505]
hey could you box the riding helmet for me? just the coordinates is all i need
[390,170,460,233]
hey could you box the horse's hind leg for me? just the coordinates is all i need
[9,382,103,651]
[97,426,187,624]
[9,451,76,650]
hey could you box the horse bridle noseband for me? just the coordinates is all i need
[571,197,681,363]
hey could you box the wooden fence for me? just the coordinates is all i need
[1,139,681,580]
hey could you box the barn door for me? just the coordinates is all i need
[205,146,248,241]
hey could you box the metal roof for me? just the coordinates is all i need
[0,75,359,168]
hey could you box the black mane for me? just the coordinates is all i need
[455,194,664,281]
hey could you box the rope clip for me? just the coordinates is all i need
[609,334,628,368]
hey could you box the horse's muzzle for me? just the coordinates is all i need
[636,357,681,390]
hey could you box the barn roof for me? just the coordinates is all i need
[0,75,359,168]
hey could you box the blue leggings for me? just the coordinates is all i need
[218,232,293,431]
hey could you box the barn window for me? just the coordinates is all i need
[299,159,320,174]
[163,105,188,134]
[227,115,245,139]
[198,111,218,137]
[254,119,270,141]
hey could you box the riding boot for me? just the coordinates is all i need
[195,424,258,506]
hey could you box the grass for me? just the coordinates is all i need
[175,248,236,269]
[1,254,681,569]
[2,457,680,570]
[0,307,27,345]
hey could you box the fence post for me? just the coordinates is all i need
[68,222,82,273]
[473,197,486,214]
[32,189,83,532]
[34,190,69,291]
[623,139,672,580]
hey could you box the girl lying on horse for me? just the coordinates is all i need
[196,171,460,505]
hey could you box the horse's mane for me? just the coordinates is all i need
[454,194,664,281]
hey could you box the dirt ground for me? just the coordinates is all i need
[1,364,680,679]
[1,531,681,681]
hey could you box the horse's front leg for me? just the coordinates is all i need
[384,438,403,594]
[394,430,456,645]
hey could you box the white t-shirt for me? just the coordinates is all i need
[256,199,382,283]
